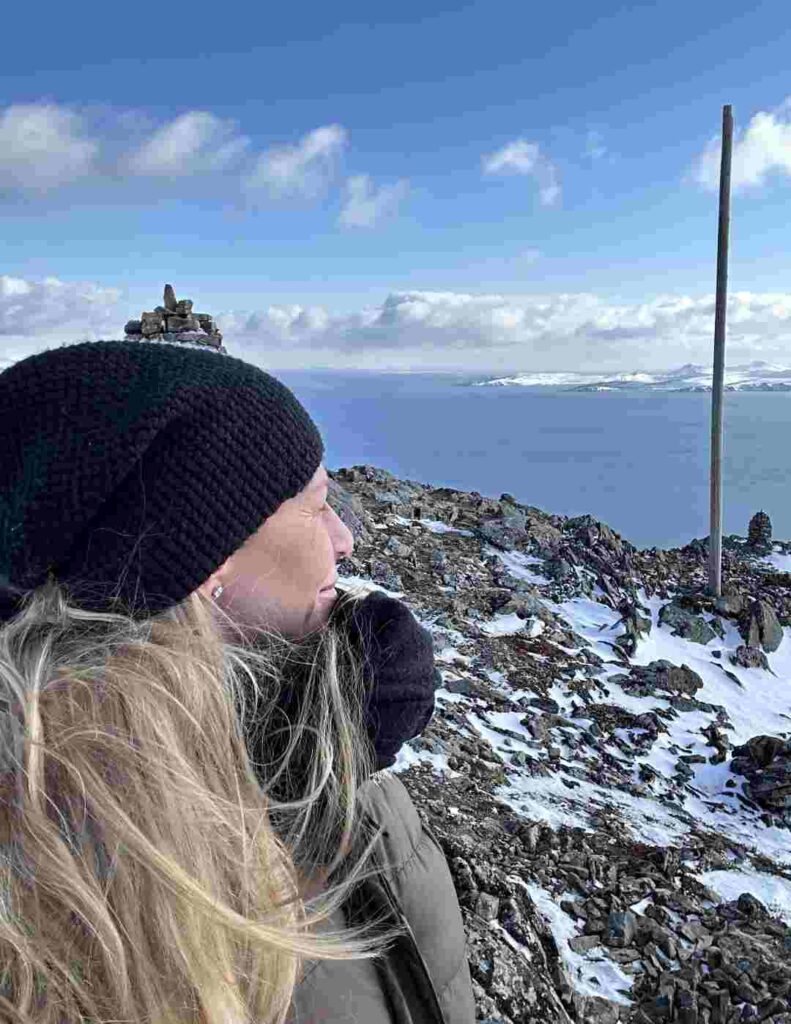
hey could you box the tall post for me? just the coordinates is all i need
[708,104,733,597]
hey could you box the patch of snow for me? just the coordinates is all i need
[696,864,791,925]
[479,613,545,638]
[485,759,692,846]
[760,551,791,573]
[550,596,626,664]
[523,883,634,1005]
[388,741,461,779]
[538,590,791,864]
[391,514,476,537]
[487,547,552,586]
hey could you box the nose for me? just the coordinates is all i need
[330,506,354,561]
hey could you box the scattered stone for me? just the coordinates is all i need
[320,464,791,1023]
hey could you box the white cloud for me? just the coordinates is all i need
[337,174,410,228]
[0,104,379,216]
[0,103,99,192]
[241,123,348,200]
[5,276,788,373]
[0,276,124,370]
[125,111,251,177]
[691,96,791,191]
[482,137,561,207]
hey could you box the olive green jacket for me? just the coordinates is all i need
[286,770,476,1024]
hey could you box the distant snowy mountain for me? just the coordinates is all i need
[469,361,791,392]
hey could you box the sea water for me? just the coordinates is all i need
[278,369,791,551]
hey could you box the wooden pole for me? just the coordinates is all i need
[708,104,733,597]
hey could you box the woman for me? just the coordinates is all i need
[0,340,475,1023]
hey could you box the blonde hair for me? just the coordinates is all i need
[0,577,408,1023]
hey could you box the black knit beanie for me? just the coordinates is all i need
[0,340,324,623]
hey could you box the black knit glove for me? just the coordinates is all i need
[330,589,441,771]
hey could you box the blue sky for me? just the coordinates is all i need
[2,0,791,372]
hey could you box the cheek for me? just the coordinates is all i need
[308,517,334,562]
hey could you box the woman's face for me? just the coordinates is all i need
[198,463,354,639]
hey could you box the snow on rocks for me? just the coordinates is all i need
[328,464,791,1023]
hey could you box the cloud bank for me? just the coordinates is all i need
[2,275,789,374]
[0,100,574,227]
[0,103,407,228]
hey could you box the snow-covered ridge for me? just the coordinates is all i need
[468,361,791,392]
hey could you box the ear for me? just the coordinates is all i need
[196,553,236,600]
[196,576,220,601]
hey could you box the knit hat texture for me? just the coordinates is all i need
[0,340,324,622]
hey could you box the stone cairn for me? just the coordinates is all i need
[746,510,772,553]
[123,284,227,354]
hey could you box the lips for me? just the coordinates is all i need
[320,579,338,593]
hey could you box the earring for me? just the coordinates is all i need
[212,584,224,601]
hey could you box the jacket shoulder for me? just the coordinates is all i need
[357,770,423,867]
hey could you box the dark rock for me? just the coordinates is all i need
[714,591,746,617]
[609,660,704,698]
[730,645,770,670]
[604,909,637,947]
[730,736,791,816]
[736,735,788,769]
[659,601,722,645]
[739,600,784,653]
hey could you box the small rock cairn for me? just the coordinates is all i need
[124,284,227,354]
[746,510,772,553]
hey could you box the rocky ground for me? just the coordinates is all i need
[327,464,791,1024]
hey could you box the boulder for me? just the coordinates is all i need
[729,645,770,670]
[713,591,745,617]
[476,509,527,550]
[659,601,722,645]
[739,599,784,653]
[730,735,791,816]
[609,660,703,698]
[526,517,563,554]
